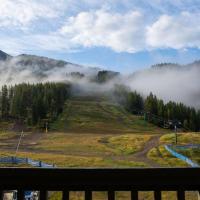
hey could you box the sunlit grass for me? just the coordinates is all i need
[147,146,188,167]
[160,132,200,145]
[49,191,199,200]
[35,132,154,156]
[107,134,152,155]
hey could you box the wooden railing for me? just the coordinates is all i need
[0,168,199,200]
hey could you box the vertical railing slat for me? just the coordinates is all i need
[0,191,3,200]
[17,189,24,200]
[177,190,185,200]
[62,190,69,200]
[40,190,48,200]
[154,191,161,200]
[85,190,92,200]
[108,191,115,200]
[131,190,138,200]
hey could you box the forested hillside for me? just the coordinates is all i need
[114,85,200,131]
[0,81,199,132]
[0,83,70,125]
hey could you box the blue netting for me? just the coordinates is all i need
[165,145,199,167]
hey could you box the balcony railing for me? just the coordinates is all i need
[0,168,199,200]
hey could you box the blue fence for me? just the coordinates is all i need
[164,145,199,167]
[0,156,55,168]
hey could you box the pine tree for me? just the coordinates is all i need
[1,85,9,119]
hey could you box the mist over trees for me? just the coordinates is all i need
[114,85,200,131]
[96,70,120,83]
[0,80,199,132]
[0,82,70,126]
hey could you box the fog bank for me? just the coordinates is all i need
[0,54,200,109]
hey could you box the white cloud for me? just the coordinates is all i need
[147,12,200,49]
[0,0,60,27]
[57,9,200,53]
[1,1,200,54]
[59,9,146,53]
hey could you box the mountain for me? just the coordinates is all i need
[151,63,181,69]
[0,50,121,86]
[0,50,11,61]
[0,50,101,84]
[151,60,200,70]
[0,49,199,108]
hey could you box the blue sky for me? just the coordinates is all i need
[0,0,200,73]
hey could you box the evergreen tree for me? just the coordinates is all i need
[1,85,9,119]
[0,82,70,125]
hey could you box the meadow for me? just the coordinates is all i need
[0,97,200,199]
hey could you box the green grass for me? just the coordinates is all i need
[107,134,152,155]
[35,133,153,156]
[51,97,166,134]
[147,146,188,167]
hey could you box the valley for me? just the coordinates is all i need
[0,96,199,199]
[0,96,198,168]
[0,50,200,199]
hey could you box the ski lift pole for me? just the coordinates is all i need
[15,130,24,156]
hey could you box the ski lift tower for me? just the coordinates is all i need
[174,121,182,145]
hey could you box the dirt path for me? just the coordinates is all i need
[119,134,161,167]
[0,132,161,167]
[131,135,161,167]
[106,134,161,167]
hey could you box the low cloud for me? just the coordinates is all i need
[125,65,200,108]
[0,54,200,109]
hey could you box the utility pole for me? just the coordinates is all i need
[15,130,24,156]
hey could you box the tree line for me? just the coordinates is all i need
[0,82,70,125]
[114,85,200,131]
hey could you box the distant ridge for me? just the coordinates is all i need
[0,50,11,61]
[151,63,180,69]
